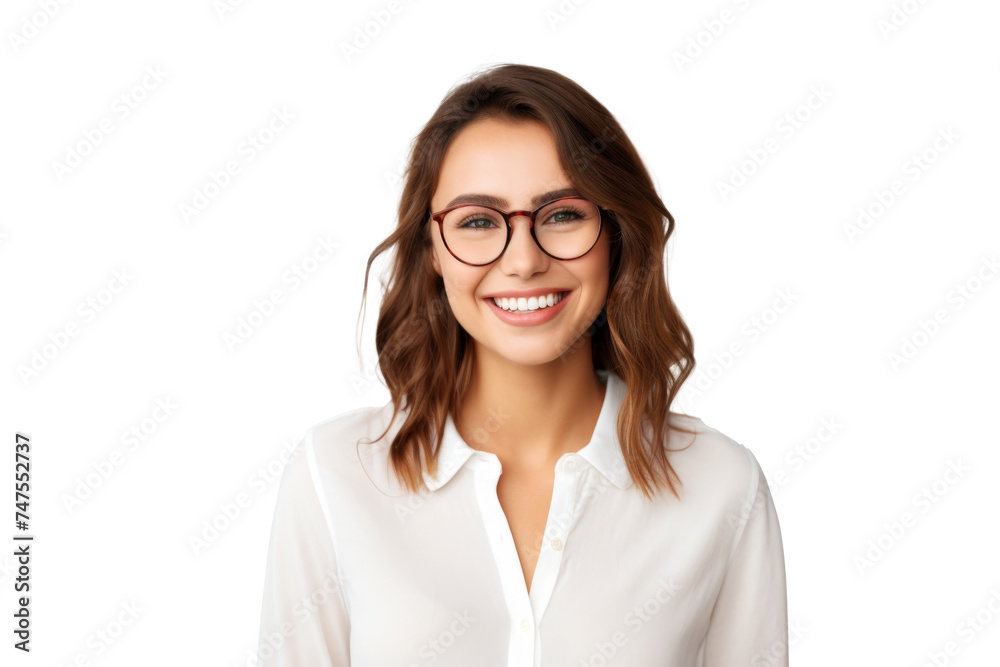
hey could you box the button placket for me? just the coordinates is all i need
[523,455,586,667]
[470,458,535,666]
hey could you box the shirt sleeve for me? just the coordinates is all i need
[703,446,789,667]
[256,432,351,665]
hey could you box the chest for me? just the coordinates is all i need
[495,469,556,594]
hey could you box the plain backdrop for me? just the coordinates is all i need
[2,0,999,665]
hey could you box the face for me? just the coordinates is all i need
[428,117,611,366]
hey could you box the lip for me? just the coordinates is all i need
[483,290,571,327]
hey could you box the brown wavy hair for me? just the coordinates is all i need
[358,63,697,501]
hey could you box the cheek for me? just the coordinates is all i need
[431,227,478,290]
[582,237,611,291]
[442,275,471,300]
[440,266,486,303]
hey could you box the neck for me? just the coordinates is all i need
[454,346,607,470]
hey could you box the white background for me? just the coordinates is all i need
[2,0,999,665]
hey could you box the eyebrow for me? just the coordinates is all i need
[444,188,582,210]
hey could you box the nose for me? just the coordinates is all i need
[499,212,548,271]
[506,213,539,251]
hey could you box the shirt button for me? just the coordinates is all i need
[551,537,563,551]
[566,458,576,470]
[520,618,530,631]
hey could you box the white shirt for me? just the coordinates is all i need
[256,370,788,666]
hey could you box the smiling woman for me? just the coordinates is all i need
[256,63,788,666]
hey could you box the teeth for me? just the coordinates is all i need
[492,292,566,312]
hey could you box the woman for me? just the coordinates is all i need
[257,63,788,666]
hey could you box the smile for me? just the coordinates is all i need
[483,290,572,327]
[490,291,568,313]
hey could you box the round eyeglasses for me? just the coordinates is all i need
[430,196,605,266]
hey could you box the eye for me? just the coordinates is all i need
[457,214,499,230]
[544,207,586,225]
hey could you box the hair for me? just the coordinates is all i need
[357,63,697,501]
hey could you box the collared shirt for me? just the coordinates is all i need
[256,370,788,666]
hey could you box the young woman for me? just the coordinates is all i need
[257,64,788,666]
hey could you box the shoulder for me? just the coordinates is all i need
[293,400,403,494]
[305,401,393,445]
[299,401,396,461]
[664,413,765,507]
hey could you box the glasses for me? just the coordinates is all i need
[431,196,605,266]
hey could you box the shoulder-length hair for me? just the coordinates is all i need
[358,63,697,501]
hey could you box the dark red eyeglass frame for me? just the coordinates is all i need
[429,196,608,266]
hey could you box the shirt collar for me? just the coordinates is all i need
[422,369,631,492]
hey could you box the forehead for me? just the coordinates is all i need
[432,117,572,210]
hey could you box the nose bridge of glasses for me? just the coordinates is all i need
[504,210,536,237]
[507,209,534,223]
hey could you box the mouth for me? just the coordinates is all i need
[483,290,571,314]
